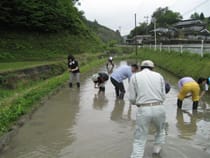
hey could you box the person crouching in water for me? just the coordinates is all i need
[177,77,200,110]
[197,77,210,99]
[68,55,80,88]
[92,72,109,93]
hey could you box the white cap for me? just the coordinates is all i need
[109,56,113,60]
[141,60,154,68]
[92,73,99,82]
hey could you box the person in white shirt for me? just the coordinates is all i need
[128,60,167,158]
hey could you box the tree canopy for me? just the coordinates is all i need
[151,7,182,27]
[128,7,183,37]
[0,0,86,33]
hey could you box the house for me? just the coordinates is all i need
[173,19,210,40]
[125,35,152,44]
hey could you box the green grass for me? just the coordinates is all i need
[0,56,106,136]
[0,30,103,62]
[0,61,63,73]
[125,48,210,79]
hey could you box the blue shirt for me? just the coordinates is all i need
[111,65,132,83]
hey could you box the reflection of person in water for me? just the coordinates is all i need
[92,93,108,110]
[110,100,125,121]
[176,109,198,139]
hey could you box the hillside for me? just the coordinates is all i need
[86,20,122,43]
[0,0,121,62]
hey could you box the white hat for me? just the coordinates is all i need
[108,56,113,61]
[141,60,154,68]
[92,73,99,82]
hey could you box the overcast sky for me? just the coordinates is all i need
[77,0,210,35]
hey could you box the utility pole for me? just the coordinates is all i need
[144,16,149,34]
[135,13,137,60]
[144,16,149,24]
[152,17,157,51]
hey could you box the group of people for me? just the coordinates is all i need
[68,54,209,158]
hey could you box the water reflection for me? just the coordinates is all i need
[92,93,108,110]
[176,109,197,139]
[199,101,210,122]
[0,87,80,158]
[110,99,125,121]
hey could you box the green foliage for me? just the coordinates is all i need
[190,12,200,20]
[129,22,149,37]
[0,0,87,33]
[152,7,182,27]
[129,48,210,79]
[86,20,122,43]
[0,30,103,62]
[0,55,106,135]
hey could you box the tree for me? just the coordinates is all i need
[0,0,86,33]
[190,12,200,20]
[151,7,182,27]
[200,12,205,20]
[129,22,148,37]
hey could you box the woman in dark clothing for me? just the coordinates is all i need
[67,55,80,88]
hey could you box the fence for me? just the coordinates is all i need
[144,41,210,57]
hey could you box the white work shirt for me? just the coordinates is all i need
[128,68,166,105]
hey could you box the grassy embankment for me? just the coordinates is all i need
[0,53,106,136]
[0,30,103,62]
[122,48,210,79]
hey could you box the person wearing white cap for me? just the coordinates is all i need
[128,60,167,158]
[106,56,115,74]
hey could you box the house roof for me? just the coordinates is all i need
[174,19,204,27]
[150,27,176,33]
[200,29,210,35]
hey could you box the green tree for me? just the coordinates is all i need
[129,22,148,37]
[190,12,200,20]
[200,12,205,20]
[151,7,182,27]
[0,0,86,33]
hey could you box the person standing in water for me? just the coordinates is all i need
[128,60,167,158]
[67,55,80,88]
[106,56,115,74]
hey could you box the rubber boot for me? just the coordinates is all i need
[119,92,125,100]
[99,87,105,93]
[77,82,80,88]
[192,101,198,110]
[177,99,183,109]
[69,82,72,88]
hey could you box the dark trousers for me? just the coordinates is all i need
[111,77,125,98]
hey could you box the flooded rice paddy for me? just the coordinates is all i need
[1,61,210,158]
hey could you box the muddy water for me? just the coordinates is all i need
[1,61,210,158]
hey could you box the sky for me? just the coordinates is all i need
[77,0,210,35]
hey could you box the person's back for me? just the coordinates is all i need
[128,60,166,158]
[177,77,200,110]
[130,68,165,104]
[178,77,195,89]
[111,65,132,83]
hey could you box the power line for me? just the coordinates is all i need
[182,0,209,16]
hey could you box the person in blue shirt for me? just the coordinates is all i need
[110,64,139,99]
